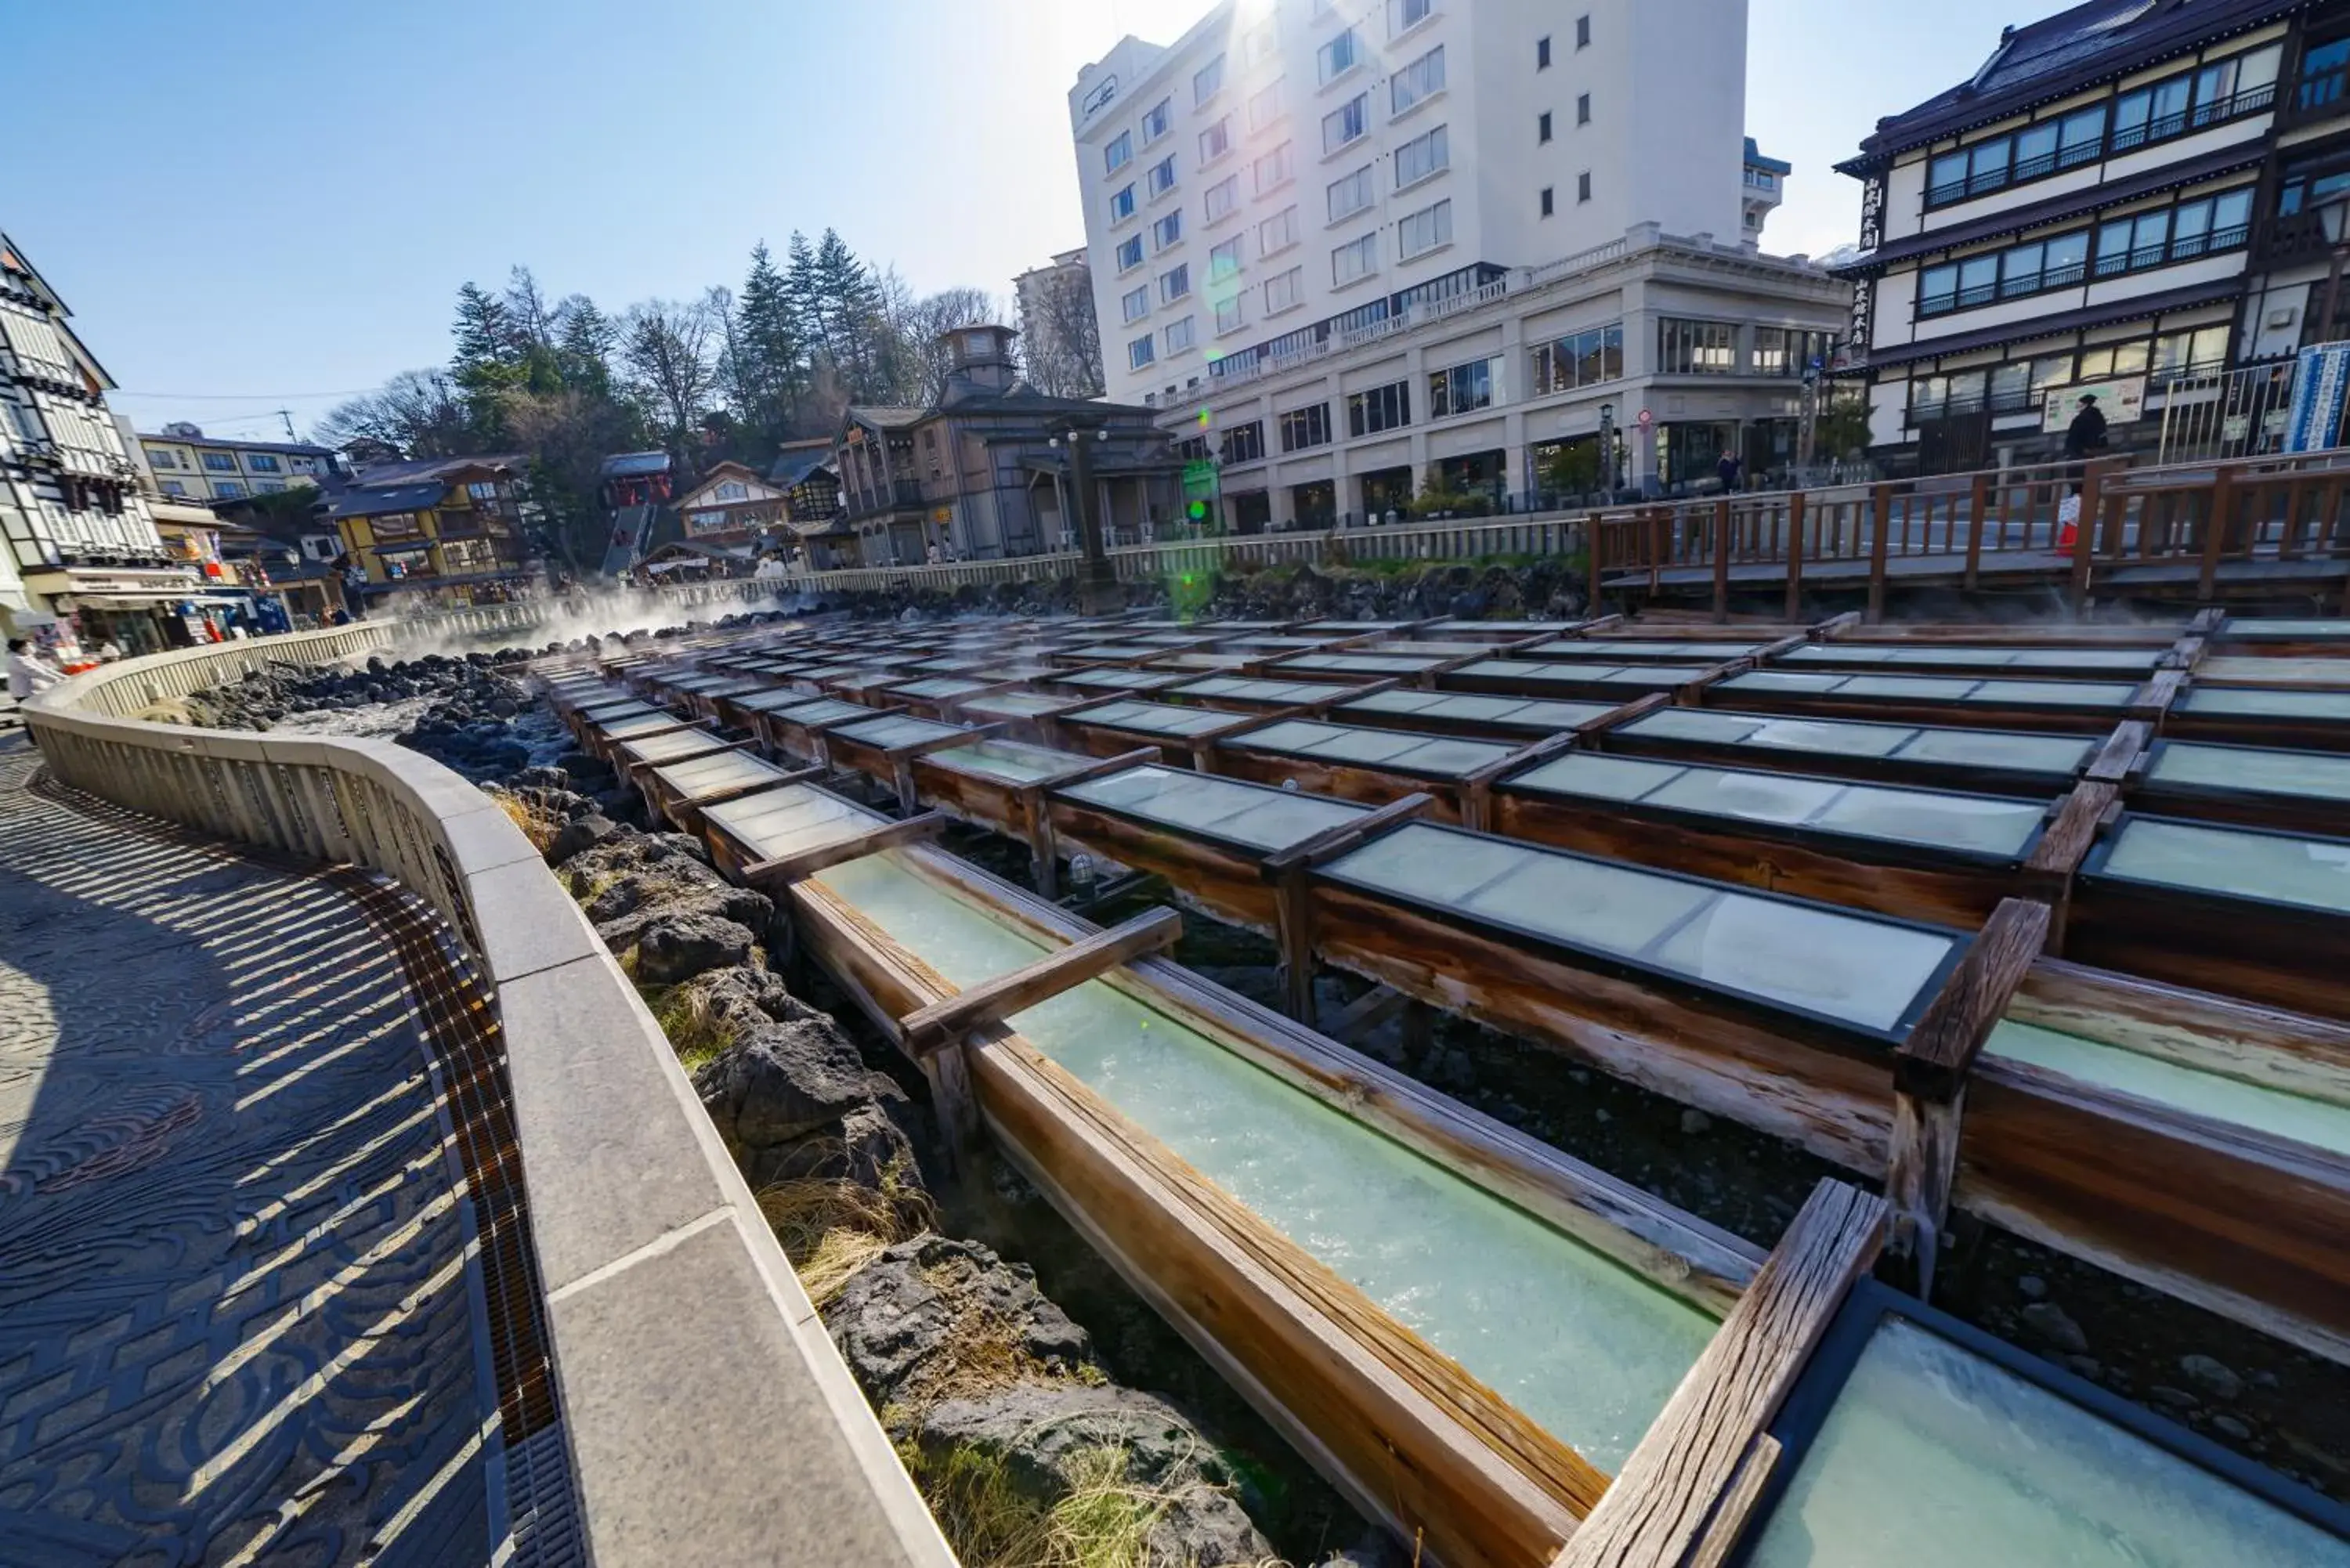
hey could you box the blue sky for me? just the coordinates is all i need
[5,0,2073,443]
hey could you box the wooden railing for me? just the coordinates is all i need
[2085,450,2350,599]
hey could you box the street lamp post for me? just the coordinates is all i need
[1050,415,1119,616]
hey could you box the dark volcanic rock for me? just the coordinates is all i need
[633,910,756,984]
[915,1384,1275,1568]
[544,812,622,866]
[828,1236,1091,1405]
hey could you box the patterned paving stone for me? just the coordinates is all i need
[0,736,493,1567]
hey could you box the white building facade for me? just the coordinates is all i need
[1833,0,2350,474]
[1068,0,1762,412]
[0,232,184,646]
[1170,226,1848,530]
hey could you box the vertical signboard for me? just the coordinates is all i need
[2284,341,2350,453]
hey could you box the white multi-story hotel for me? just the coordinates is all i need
[1064,0,1846,528]
[1069,0,1762,410]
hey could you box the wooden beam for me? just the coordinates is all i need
[738,810,949,889]
[1893,897,2052,1104]
[2126,667,2186,725]
[1323,983,1412,1046]
[895,907,1184,1056]
[1038,745,1168,790]
[1782,491,1806,623]
[1712,499,1732,623]
[1549,1180,1888,1568]
[1865,482,1892,624]
[2083,721,2150,786]
[1260,789,1438,878]
[1884,1087,1967,1299]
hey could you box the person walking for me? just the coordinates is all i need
[2064,393,2109,460]
[1716,449,1743,492]
[6,638,61,700]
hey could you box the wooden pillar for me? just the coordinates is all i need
[2197,466,2236,603]
[1964,472,1989,589]
[1782,491,1806,623]
[2068,458,2110,612]
[1274,865,1318,1027]
[1865,482,1892,623]
[1586,512,1605,612]
[1711,498,1732,623]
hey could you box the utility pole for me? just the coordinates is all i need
[277,408,298,443]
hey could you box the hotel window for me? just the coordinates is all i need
[1537,35,1551,69]
[1165,316,1197,354]
[160,479,186,497]
[1255,142,1295,195]
[1332,232,1379,285]
[1105,132,1132,173]
[1658,318,1737,374]
[212,479,246,498]
[1225,420,1266,463]
[1752,327,1837,378]
[1397,198,1452,258]
[1142,98,1172,143]
[1328,164,1376,222]
[203,451,237,471]
[1575,14,1590,47]
[1148,154,1178,197]
[1249,79,1285,132]
[1209,235,1244,278]
[2153,324,2231,378]
[1264,265,1305,313]
[1426,357,1493,417]
[1392,44,1445,114]
[2095,189,2254,276]
[1116,234,1144,271]
[1245,24,1277,64]
[1153,210,1184,250]
[1928,103,2106,205]
[1538,111,1553,143]
[1260,204,1300,256]
[1531,323,1625,392]
[1159,263,1191,303]
[1279,402,1332,450]
[1577,92,1590,125]
[1394,0,1433,32]
[1122,286,1150,323]
[1195,54,1225,106]
[1130,334,1157,370]
[143,447,178,469]
[1540,186,1555,217]
[1324,94,1369,156]
[1919,229,2090,316]
[1206,174,1241,222]
[442,537,499,573]
[1395,124,1448,187]
[1216,294,1247,334]
[1109,184,1137,222]
[1347,378,1411,435]
[247,453,281,473]
[2075,340,2152,381]
[1199,117,1232,164]
[1318,27,1361,84]
[2112,44,2280,152]
[1578,171,1592,202]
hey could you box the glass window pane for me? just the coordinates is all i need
[1460,854,1713,952]
[2102,818,2350,913]
[1647,767,1844,826]
[1745,1317,2350,1568]
[1511,753,1684,801]
[1812,786,2045,857]
[1652,894,1954,1031]
[2149,742,2350,802]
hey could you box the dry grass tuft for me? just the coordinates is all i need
[495,793,558,854]
[646,983,739,1074]
[757,1154,934,1308]
[904,1440,1282,1568]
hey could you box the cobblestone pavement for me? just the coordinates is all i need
[0,736,493,1567]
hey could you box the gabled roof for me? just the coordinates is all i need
[598,450,671,479]
[347,453,525,488]
[136,432,336,458]
[676,461,783,508]
[324,482,447,520]
[769,449,835,486]
[845,406,927,431]
[1842,0,2303,172]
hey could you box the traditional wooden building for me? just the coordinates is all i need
[832,325,1181,565]
[324,453,537,607]
[674,460,787,547]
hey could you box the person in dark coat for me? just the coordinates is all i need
[2064,394,2109,459]
[1716,450,1743,491]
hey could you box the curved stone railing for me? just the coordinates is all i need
[20,630,957,1568]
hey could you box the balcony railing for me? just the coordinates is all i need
[844,479,926,519]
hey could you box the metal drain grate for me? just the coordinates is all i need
[337,869,586,1568]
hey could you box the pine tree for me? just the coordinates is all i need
[736,240,806,439]
[450,281,522,443]
[554,295,618,396]
[785,232,826,364]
